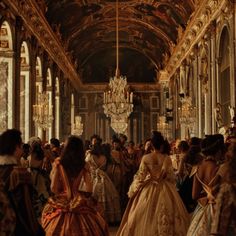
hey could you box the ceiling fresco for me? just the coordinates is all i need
[44,0,195,84]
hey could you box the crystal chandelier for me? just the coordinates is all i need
[103,0,133,134]
[110,117,129,134]
[33,92,53,130]
[72,115,83,136]
[178,96,196,133]
[157,116,169,139]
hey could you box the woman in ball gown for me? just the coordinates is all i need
[41,136,109,236]
[116,131,189,236]
[85,143,121,224]
[211,142,236,236]
[187,134,225,236]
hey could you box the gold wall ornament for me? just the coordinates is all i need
[4,0,81,89]
[178,96,197,135]
[164,0,228,80]
[157,116,170,139]
[33,92,53,130]
[72,116,83,136]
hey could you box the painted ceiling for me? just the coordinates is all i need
[44,0,195,84]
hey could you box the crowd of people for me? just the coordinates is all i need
[0,125,235,235]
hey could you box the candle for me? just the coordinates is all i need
[130,92,133,103]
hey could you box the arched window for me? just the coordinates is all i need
[55,77,60,139]
[218,27,230,125]
[46,68,53,142]
[35,56,43,138]
[20,41,30,141]
[0,21,13,133]
[199,45,208,136]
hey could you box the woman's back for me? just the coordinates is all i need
[192,159,219,202]
[117,132,189,236]
[142,152,175,182]
[41,136,109,236]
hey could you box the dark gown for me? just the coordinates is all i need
[0,155,44,236]
[41,159,109,236]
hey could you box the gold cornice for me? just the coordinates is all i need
[165,0,229,80]
[80,83,160,92]
[4,0,82,90]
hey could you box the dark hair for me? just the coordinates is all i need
[119,134,127,142]
[201,134,225,156]
[60,136,85,178]
[151,131,164,150]
[0,129,22,155]
[162,139,171,155]
[185,145,203,166]
[128,141,135,146]
[84,140,91,151]
[112,137,121,144]
[189,137,202,146]
[90,143,103,156]
[22,143,30,155]
[178,140,189,152]
[31,142,44,161]
[50,138,60,148]
[90,134,102,145]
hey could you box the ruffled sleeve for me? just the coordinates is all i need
[79,163,93,193]
[50,158,64,194]
[216,163,229,181]
[128,159,148,198]
[161,156,176,183]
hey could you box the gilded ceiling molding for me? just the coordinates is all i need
[165,0,230,80]
[3,0,82,90]
[80,83,160,92]
[69,17,172,50]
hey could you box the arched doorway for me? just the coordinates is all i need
[55,77,60,139]
[46,68,53,142]
[0,21,14,133]
[218,27,231,126]
[35,56,43,138]
[20,41,30,141]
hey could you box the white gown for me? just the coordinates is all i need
[117,152,189,236]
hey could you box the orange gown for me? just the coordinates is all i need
[41,159,109,236]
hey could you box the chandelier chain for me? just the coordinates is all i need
[103,0,133,134]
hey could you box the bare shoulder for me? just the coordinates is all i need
[142,152,154,161]
[143,152,153,158]
[197,160,219,179]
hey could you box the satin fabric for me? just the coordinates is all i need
[117,153,189,236]
[41,159,109,236]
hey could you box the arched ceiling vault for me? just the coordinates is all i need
[44,0,195,84]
